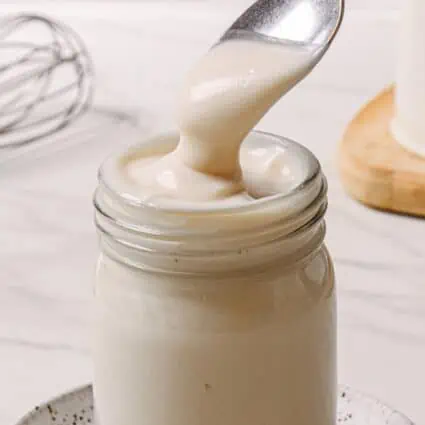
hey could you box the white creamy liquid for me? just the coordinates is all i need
[124,39,314,203]
[94,249,335,425]
[94,37,335,425]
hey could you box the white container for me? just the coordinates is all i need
[393,0,425,157]
[92,131,336,425]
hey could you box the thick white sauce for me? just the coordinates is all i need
[124,39,313,203]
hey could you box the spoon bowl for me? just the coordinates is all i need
[219,0,344,91]
[221,0,344,47]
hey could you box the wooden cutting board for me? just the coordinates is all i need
[338,86,425,217]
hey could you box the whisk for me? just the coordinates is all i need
[0,13,93,150]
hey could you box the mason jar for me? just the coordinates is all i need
[93,131,336,425]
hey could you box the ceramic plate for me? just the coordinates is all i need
[15,385,414,425]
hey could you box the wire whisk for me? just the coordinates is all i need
[0,13,93,150]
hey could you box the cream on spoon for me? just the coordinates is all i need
[125,0,344,203]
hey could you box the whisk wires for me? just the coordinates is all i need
[0,13,94,149]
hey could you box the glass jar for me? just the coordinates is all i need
[393,0,425,157]
[93,131,336,425]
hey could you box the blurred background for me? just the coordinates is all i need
[2,2,425,425]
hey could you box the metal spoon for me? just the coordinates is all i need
[219,0,344,85]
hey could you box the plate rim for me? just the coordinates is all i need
[15,383,415,425]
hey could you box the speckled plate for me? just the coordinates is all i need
[15,385,414,425]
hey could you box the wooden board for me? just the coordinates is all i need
[338,86,425,217]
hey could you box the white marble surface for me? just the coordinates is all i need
[2,2,425,425]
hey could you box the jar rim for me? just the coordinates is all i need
[97,130,322,217]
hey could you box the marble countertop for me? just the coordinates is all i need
[2,2,425,425]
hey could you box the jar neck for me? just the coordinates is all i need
[94,131,328,274]
[97,216,326,277]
